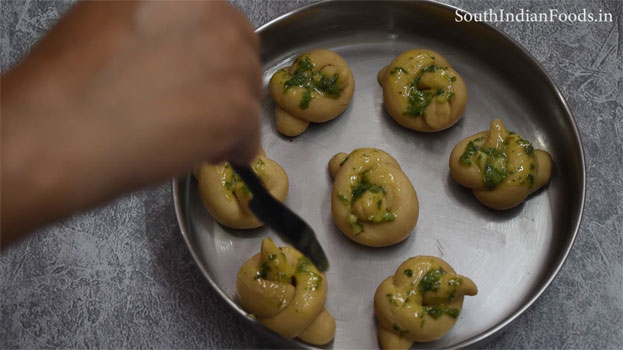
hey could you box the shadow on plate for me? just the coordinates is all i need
[444,172,526,222]
[377,103,468,153]
[221,225,268,239]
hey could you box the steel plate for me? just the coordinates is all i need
[173,1,585,348]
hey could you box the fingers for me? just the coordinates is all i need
[215,4,262,163]
[225,89,261,165]
[219,82,261,164]
[187,1,262,165]
[201,2,262,99]
[182,79,260,166]
[82,0,264,176]
[212,0,260,53]
[217,33,262,99]
[228,106,261,165]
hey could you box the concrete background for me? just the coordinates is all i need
[1,0,621,348]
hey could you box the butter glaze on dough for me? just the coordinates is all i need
[329,148,419,247]
[193,149,288,229]
[374,256,478,349]
[269,49,355,136]
[449,119,553,210]
[378,48,467,132]
[236,238,336,345]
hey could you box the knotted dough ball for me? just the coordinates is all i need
[449,119,553,210]
[269,49,355,136]
[374,256,478,349]
[237,238,336,345]
[328,148,419,247]
[193,150,288,229]
[378,49,467,132]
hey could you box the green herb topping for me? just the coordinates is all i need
[517,138,534,156]
[386,293,398,307]
[346,169,397,224]
[282,56,341,110]
[254,262,270,280]
[390,66,409,75]
[392,323,409,337]
[296,257,323,291]
[423,305,460,319]
[418,268,446,292]
[459,140,508,189]
[403,65,455,117]
[459,132,537,190]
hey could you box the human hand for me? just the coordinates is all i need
[1,0,262,240]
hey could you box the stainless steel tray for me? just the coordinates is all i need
[173,1,585,348]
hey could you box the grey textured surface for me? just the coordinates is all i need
[1,0,621,349]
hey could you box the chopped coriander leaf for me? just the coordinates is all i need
[282,56,341,110]
[390,66,409,75]
[381,212,396,222]
[418,268,446,292]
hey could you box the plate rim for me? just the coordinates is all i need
[172,0,587,348]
